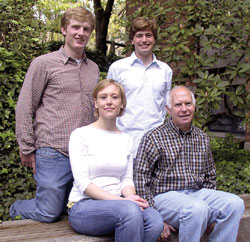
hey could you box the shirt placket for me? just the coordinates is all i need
[143,66,152,131]
[181,134,190,187]
[77,62,88,125]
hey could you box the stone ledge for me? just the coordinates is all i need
[0,194,249,242]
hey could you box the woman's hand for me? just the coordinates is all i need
[124,194,149,210]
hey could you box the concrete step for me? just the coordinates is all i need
[0,194,249,242]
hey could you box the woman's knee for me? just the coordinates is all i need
[150,217,164,236]
[144,207,164,233]
[117,201,144,225]
[119,200,142,217]
[142,208,163,242]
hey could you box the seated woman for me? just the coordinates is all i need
[67,79,163,242]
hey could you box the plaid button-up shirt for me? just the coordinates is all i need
[16,46,99,156]
[134,118,216,208]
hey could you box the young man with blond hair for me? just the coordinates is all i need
[107,17,172,159]
[10,6,99,223]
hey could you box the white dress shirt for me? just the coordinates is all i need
[107,52,172,157]
[68,126,134,202]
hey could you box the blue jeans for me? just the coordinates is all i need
[154,188,245,242]
[10,147,73,222]
[68,199,163,242]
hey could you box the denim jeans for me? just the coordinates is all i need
[68,199,163,242]
[10,147,73,222]
[154,188,245,242]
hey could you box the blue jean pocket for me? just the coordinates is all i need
[36,147,63,159]
[35,147,67,169]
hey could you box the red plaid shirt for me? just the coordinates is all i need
[16,46,99,155]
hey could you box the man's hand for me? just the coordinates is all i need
[20,151,36,173]
[158,222,176,242]
[205,223,215,234]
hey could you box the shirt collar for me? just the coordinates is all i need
[59,46,88,65]
[167,118,193,135]
[129,51,159,67]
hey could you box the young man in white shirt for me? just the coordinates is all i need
[107,17,172,159]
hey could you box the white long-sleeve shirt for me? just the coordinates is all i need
[68,126,134,202]
[107,52,172,157]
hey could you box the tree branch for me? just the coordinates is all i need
[105,0,115,15]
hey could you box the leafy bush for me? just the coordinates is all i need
[0,0,43,222]
[0,151,35,222]
[0,47,36,222]
[211,134,250,195]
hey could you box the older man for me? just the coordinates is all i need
[134,86,245,242]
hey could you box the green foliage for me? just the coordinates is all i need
[0,0,47,60]
[211,134,250,195]
[107,0,127,55]
[85,50,121,73]
[0,0,46,166]
[0,0,42,222]
[0,47,36,220]
[0,47,23,150]
[0,150,36,221]
[34,0,89,42]
[126,0,250,129]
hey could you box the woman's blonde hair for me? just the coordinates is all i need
[93,79,127,117]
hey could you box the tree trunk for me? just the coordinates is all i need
[93,0,115,55]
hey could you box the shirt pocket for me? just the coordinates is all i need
[189,151,207,174]
[151,77,167,100]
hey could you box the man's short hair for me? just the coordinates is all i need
[61,6,96,31]
[166,86,196,108]
[129,17,158,41]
